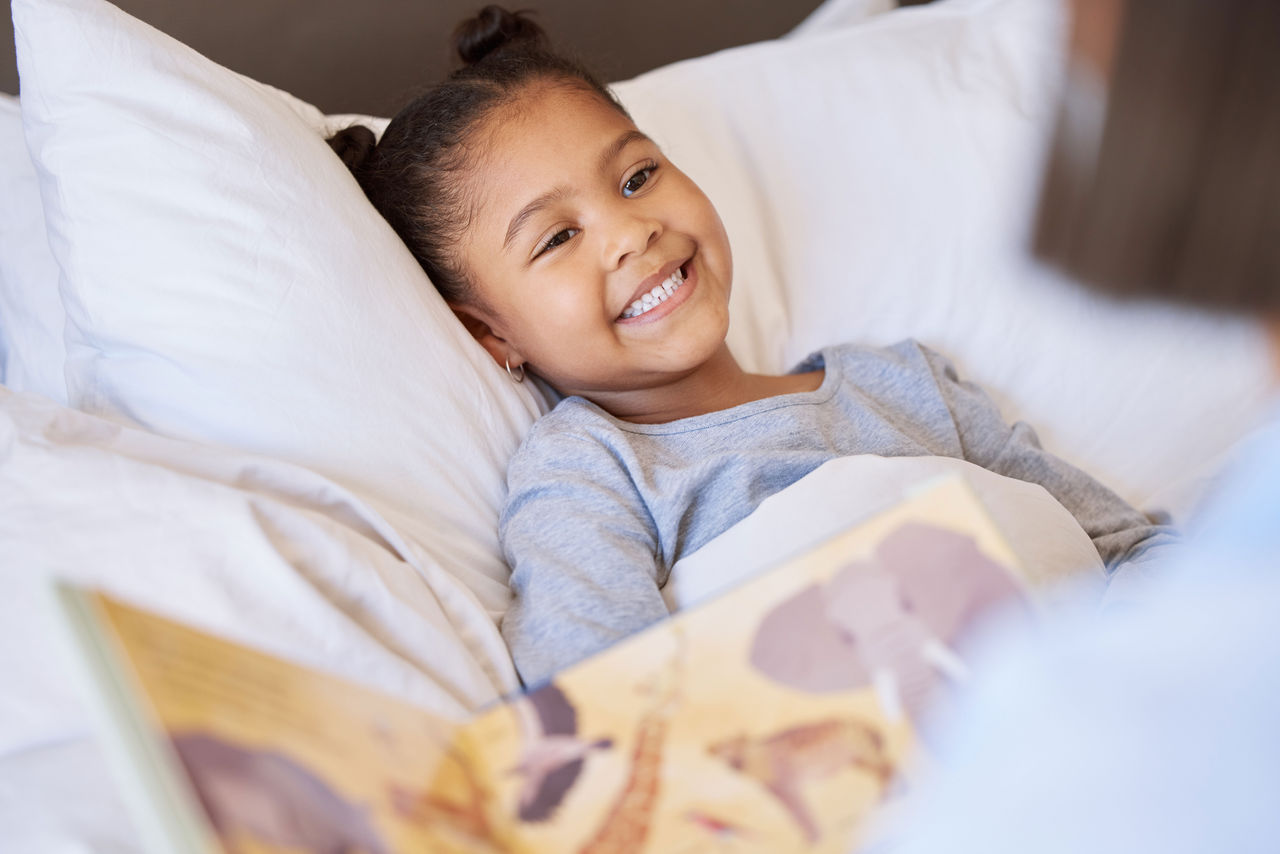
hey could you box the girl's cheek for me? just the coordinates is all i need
[540,276,590,318]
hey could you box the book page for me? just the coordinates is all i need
[88,593,500,854]
[81,476,1029,854]
[448,477,1031,853]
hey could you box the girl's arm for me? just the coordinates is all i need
[499,429,668,686]
[903,341,1179,581]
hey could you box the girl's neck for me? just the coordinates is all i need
[582,344,825,425]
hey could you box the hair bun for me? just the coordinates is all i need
[453,6,547,66]
[326,124,377,173]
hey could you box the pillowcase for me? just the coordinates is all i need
[0,94,66,404]
[14,0,544,617]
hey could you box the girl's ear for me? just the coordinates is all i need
[450,303,524,371]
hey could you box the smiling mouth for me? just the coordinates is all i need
[619,263,688,320]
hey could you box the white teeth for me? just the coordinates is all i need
[620,266,686,319]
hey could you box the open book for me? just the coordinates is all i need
[54,477,1035,854]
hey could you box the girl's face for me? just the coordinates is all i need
[454,82,733,403]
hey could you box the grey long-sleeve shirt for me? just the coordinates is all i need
[499,340,1176,685]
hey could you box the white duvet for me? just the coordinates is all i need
[0,388,518,846]
[667,455,1107,614]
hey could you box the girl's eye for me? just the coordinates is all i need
[622,161,659,198]
[535,227,579,258]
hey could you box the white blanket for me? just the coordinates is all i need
[0,387,518,745]
[667,455,1107,612]
[0,387,526,846]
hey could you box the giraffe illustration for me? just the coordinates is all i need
[575,636,685,854]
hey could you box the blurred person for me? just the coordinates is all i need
[883,1,1280,852]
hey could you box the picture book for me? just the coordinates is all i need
[54,476,1036,854]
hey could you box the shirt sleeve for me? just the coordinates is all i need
[498,423,670,687]
[902,340,1179,578]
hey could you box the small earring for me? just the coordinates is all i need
[505,357,525,384]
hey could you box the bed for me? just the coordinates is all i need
[1,0,1273,848]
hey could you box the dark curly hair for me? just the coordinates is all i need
[327,6,629,306]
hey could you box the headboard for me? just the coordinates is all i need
[1,0,829,114]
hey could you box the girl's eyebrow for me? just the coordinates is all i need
[504,186,569,250]
[502,129,653,251]
[597,129,651,172]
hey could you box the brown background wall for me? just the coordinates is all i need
[2,0,831,116]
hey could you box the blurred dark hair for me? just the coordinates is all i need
[1035,0,1280,314]
[326,5,629,305]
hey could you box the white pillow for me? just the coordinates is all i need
[0,89,379,407]
[612,0,1274,513]
[14,0,546,617]
[0,94,66,404]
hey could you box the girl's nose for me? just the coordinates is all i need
[603,209,662,268]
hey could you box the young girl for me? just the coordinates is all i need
[330,6,1175,687]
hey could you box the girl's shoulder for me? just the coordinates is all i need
[504,397,651,510]
[817,338,972,408]
[509,396,635,469]
[818,337,944,378]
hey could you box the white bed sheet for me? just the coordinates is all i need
[0,737,139,854]
[667,455,1108,614]
[0,384,529,848]
[0,384,523,827]
[1,385,519,748]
